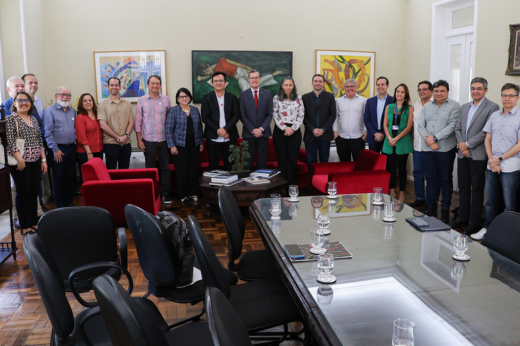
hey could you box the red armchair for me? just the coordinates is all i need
[311,149,390,195]
[81,158,161,225]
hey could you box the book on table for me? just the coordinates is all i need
[250,169,279,178]
[287,242,352,262]
[203,170,230,177]
[242,177,270,185]
[210,174,239,183]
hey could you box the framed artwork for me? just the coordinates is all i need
[192,50,293,103]
[506,24,520,75]
[94,50,167,103]
[314,194,371,218]
[316,50,376,98]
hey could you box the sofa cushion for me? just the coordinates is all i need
[312,175,329,194]
[81,158,111,183]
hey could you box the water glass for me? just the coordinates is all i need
[270,198,281,219]
[317,213,331,234]
[310,228,326,254]
[392,318,415,346]
[453,234,469,258]
[384,223,394,239]
[289,185,299,200]
[317,253,335,283]
[327,181,337,197]
[373,187,383,204]
[384,201,395,220]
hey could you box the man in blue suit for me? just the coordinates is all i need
[239,70,273,170]
[364,76,393,153]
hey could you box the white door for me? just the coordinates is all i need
[445,33,475,103]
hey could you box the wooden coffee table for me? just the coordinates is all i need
[200,175,287,212]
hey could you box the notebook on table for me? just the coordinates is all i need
[406,216,451,232]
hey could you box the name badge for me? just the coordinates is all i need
[392,125,399,130]
[159,102,162,105]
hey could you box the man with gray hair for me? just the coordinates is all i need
[333,78,367,161]
[453,77,499,235]
[2,76,25,115]
[364,76,393,153]
[43,87,76,208]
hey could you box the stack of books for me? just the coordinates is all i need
[203,170,229,177]
[250,169,280,178]
[242,176,270,185]
[210,174,240,186]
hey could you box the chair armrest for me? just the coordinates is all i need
[298,149,307,163]
[108,168,159,181]
[117,227,127,270]
[311,162,355,176]
[331,170,391,194]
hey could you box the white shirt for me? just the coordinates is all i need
[333,94,367,139]
[212,92,229,143]
[413,96,433,151]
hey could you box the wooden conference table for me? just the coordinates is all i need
[249,194,520,346]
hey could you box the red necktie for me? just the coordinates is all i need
[254,90,258,108]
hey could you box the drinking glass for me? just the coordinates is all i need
[384,201,396,221]
[384,223,394,239]
[310,229,326,255]
[453,234,469,258]
[289,185,299,201]
[271,193,281,202]
[317,253,335,283]
[327,181,337,198]
[392,318,415,346]
[373,187,383,205]
[270,198,281,219]
[317,213,331,235]
[373,205,382,220]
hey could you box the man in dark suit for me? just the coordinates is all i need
[453,77,499,235]
[302,74,336,169]
[201,71,240,171]
[364,76,393,153]
[239,70,273,170]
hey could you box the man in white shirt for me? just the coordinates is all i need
[333,79,367,161]
[409,80,433,208]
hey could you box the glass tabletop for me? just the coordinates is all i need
[251,194,520,346]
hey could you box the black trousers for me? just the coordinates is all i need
[385,148,409,191]
[368,140,384,154]
[335,136,365,162]
[273,127,302,186]
[457,157,487,224]
[10,160,42,228]
[173,145,201,198]
[142,140,171,197]
[244,137,268,170]
[206,139,233,171]
[53,145,76,208]
[104,143,131,169]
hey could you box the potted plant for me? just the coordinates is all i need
[228,140,250,178]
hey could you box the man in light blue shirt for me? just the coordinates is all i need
[364,77,393,153]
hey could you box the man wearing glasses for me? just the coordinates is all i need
[471,83,520,240]
[201,71,240,171]
[364,76,393,154]
[453,77,499,235]
[98,77,135,169]
[43,87,77,208]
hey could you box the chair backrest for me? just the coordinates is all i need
[218,187,245,262]
[187,215,231,298]
[81,157,111,182]
[93,275,168,346]
[353,149,387,171]
[23,233,75,343]
[205,287,251,346]
[482,211,520,264]
[124,204,178,287]
[37,206,118,290]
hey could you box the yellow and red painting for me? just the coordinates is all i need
[316,50,375,98]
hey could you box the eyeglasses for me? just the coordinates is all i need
[501,94,518,98]
[471,87,485,91]
[56,93,71,97]
[178,95,190,99]
[213,79,225,83]
[249,77,260,80]
[15,99,30,104]
[345,85,357,89]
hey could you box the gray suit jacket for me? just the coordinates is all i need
[239,88,273,138]
[455,97,500,160]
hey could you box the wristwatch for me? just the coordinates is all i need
[125,133,130,137]
[433,137,438,142]
[499,156,504,162]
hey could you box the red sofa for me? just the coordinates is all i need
[81,158,161,225]
[311,149,390,195]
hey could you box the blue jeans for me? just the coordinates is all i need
[413,151,425,201]
[305,138,331,172]
[422,149,456,210]
[484,170,519,228]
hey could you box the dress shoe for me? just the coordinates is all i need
[440,210,450,224]
[451,218,468,229]
[409,199,425,208]
[464,223,481,235]
[422,207,437,217]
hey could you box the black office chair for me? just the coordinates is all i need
[188,215,302,340]
[482,211,520,264]
[24,233,131,346]
[218,186,277,281]
[205,287,252,346]
[93,275,213,346]
[124,204,237,327]
[37,206,127,294]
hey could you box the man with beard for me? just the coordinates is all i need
[44,87,76,207]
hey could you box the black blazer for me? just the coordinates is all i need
[201,91,240,141]
[302,91,336,142]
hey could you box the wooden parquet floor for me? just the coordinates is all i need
[0,180,459,346]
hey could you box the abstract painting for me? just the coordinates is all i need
[192,51,293,103]
[94,50,167,103]
[316,50,375,98]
